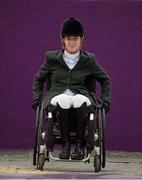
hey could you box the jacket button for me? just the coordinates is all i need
[67,78,70,81]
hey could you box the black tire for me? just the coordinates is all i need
[98,108,102,171]
[98,108,106,169]
[94,108,106,172]
[101,108,106,168]
[33,106,40,166]
[33,103,44,166]
[94,155,101,172]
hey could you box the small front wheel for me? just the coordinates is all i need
[37,153,45,171]
[94,155,101,173]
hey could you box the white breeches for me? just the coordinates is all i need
[50,94,91,109]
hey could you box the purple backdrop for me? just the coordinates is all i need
[0,0,142,151]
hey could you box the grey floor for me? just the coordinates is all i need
[0,150,142,179]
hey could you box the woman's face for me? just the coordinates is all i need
[62,36,83,54]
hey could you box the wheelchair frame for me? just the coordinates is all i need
[33,101,106,173]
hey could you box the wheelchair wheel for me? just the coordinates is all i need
[33,106,40,166]
[98,107,106,169]
[101,108,106,168]
[33,103,44,167]
[94,108,106,172]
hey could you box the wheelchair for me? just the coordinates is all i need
[33,77,106,173]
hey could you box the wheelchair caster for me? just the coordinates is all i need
[37,153,45,171]
[94,155,101,172]
[85,158,90,164]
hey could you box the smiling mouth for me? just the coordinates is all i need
[69,46,76,48]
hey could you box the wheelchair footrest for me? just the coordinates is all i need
[48,151,91,162]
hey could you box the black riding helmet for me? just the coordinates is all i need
[60,17,84,37]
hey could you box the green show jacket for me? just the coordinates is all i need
[32,50,111,110]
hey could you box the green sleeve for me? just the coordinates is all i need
[32,52,50,99]
[91,54,112,104]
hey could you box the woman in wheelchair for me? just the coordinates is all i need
[32,17,111,160]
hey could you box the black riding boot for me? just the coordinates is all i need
[71,103,87,160]
[58,107,71,159]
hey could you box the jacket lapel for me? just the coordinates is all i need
[73,50,89,70]
[56,49,69,69]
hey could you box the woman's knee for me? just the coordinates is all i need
[72,94,91,108]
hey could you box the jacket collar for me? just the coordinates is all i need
[56,49,89,70]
